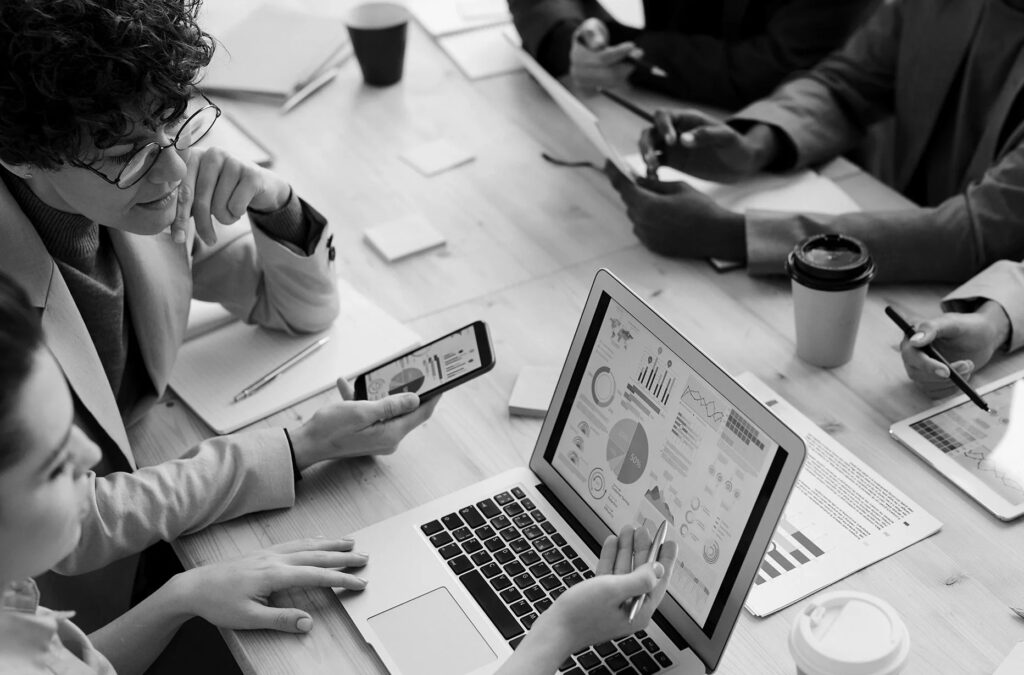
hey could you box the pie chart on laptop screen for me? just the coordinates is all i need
[607,419,648,484]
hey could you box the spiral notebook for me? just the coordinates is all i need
[171,279,419,434]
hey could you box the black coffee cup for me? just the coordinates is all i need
[346,3,409,87]
[785,234,876,368]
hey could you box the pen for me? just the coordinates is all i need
[628,519,668,623]
[574,34,668,79]
[233,336,331,403]
[884,306,992,413]
[599,88,655,123]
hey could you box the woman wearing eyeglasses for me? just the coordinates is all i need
[0,0,437,666]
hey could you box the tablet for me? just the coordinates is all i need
[890,370,1024,521]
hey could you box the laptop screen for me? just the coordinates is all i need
[543,291,786,634]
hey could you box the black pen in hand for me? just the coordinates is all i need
[884,305,992,413]
[574,32,667,79]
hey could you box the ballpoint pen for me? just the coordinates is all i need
[233,335,331,403]
[628,519,668,623]
[574,34,668,79]
[884,306,992,413]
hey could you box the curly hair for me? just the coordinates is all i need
[0,0,215,169]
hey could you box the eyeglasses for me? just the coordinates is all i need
[70,93,222,189]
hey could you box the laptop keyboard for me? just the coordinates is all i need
[420,486,674,675]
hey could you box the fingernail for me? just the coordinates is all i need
[653,562,664,578]
[911,332,925,343]
[353,577,368,588]
[173,230,186,244]
[934,367,948,377]
[356,553,369,562]
[296,616,313,632]
[680,132,695,146]
[341,538,354,544]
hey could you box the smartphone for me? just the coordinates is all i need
[353,321,495,401]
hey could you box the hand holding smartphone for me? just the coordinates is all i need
[353,321,495,401]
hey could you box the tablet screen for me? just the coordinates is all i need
[909,379,1024,504]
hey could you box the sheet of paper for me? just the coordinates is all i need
[506,31,635,178]
[737,373,942,617]
[406,0,511,37]
[623,154,862,215]
[994,642,1024,675]
[198,114,273,167]
[184,301,235,342]
[170,279,420,434]
[508,365,561,417]
[439,24,524,80]
[601,0,645,29]
[364,214,447,262]
[401,139,476,176]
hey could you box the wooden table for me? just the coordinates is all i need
[130,3,1024,673]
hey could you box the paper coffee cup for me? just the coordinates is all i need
[786,234,876,368]
[790,591,910,675]
[346,3,409,86]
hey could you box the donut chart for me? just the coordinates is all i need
[389,367,425,394]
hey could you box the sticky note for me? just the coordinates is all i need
[508,365,561,417]
[994,642,1024,675]
[400,139,476,176]
[364,214,447,262]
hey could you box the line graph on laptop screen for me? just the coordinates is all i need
[551,297,780,628]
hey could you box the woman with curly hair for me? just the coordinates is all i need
[0,0,436,660]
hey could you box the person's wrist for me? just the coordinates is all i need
[978,300,1012,351]
[287,423,318,471]
[162,571,201,624]
[515,612,574,668]
[744,124,779,174]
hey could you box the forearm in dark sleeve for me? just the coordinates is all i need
[249,189,327,255]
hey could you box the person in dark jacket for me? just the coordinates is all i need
[509,0,873,109]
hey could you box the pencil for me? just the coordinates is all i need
[599,88,655,123]
[884,306,991,413]
[233,336,331,403]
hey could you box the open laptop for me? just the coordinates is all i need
[339,269,806,675]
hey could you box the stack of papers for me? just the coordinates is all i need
[738,374,942,617]
[202,5,352,111]
[171,279,420,434]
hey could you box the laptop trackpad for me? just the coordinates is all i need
[367,587,497,675]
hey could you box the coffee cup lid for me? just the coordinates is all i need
[785,234,876,291]
[789,591,910,675]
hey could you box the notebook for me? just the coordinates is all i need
[170,279,420,434]
[201,5,352,110]
[337,269,807,675]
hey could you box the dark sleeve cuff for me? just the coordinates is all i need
[283,427,303,482]
[536,20,580,76]
[249,189,326,255]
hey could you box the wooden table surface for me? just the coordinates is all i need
[129,3,1024,673]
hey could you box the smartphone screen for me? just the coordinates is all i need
[356,321,493,400]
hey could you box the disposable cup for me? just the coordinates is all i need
[785,234,876,368]
[346,2,409,86]
[790,591,910,675]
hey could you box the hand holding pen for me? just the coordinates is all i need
[886,306,994,412]
[570,18,667,91]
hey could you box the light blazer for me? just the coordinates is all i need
[0,179,340,469]
[732,0,1024,283]
[943,260,1024,352]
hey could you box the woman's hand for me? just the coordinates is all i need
[499,525,678,674]
[172,147,292,245]
[287,378,440,471]
[175,538,369,634]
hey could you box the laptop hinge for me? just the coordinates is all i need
[534,483,689,653]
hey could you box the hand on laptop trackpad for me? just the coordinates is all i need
[367,587,497,675]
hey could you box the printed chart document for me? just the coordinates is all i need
[738,373,942,617]
[171,279,419,434]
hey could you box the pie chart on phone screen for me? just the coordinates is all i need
[607,419,648,484]
[389,367,425,394]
